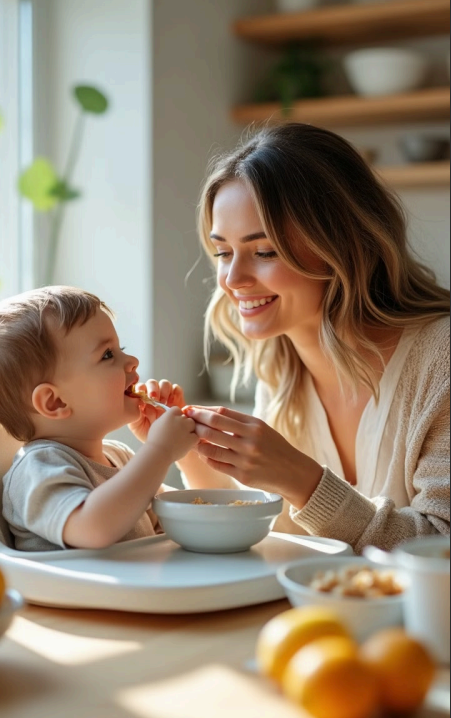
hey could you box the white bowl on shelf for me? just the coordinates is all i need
[0,589,24,638]
[277,556,405,642]
[344,48,429,97]
[276,0,321,12]
[153,489,283,554]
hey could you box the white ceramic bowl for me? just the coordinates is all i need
[0,589,24,638]
[277,556,405,642]
[276,0,320,12]
[153,489,283,554]
[344,48,429,97]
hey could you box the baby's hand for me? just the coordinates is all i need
[128,379,187,443]
[148,407,199,462]
[145,379,186,410]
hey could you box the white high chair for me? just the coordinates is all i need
[0,424,353,614]
[0,425,22,549]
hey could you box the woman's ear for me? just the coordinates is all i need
[31,384,72,421]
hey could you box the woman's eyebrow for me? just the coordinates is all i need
[210,232,267,244]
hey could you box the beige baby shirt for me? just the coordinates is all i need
[3,439,160,551]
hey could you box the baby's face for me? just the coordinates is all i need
[51,310,141,437]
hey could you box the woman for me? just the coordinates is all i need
[145,124,450,554]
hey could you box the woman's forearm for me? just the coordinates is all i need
[177,449,239,490]
[63,443,172,548]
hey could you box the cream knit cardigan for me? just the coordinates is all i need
[229,317,450,554]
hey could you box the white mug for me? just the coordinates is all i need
[365,536,450,665]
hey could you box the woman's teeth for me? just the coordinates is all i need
[239,297,276,310]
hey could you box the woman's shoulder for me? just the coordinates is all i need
[406,316,450,369]
[400,316,450,400]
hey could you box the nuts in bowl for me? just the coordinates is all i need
[153,489,283,554]
[277,556,405,642]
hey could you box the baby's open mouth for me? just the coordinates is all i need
[125,386,171,412]
[125,385,147,400]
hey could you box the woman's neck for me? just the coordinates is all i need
[286,324,404,398]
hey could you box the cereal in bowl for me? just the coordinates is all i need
[309,565,404,599]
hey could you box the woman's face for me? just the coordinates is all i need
[210,180,326,342]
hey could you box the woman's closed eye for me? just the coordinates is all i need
[255,251,278,259]
[213,250,278,260]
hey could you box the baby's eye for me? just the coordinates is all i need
[102,349,115,361]
[213,251,231,259]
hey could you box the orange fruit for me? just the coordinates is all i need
[361,627,436,713]
[0,567,6,604]
[255,606,351,684]
[282,635,378,718]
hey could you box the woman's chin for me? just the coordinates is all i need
[240,321,278,341]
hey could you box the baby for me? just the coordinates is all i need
[0,286,199,551]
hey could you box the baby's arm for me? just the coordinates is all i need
[63,409,198,549]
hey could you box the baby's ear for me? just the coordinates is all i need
[32,384,72,421]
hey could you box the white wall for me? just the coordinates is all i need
[151,0,274,400]
[35,0,153,377]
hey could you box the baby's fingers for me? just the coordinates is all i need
[145,379,161,400]
[170,384,185,409]
[159,380,174,404]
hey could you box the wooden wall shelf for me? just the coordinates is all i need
[377,161,450,189]
[233,0,450,48]
[231,87,450,129]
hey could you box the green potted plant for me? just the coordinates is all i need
[18,85,109,285]
[255,43,329,115]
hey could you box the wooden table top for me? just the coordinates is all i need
[1,599,449,718]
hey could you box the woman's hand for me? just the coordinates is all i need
[186,406,324,510]
[128,380,186,444]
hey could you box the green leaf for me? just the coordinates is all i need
[49,180,81,202]
[18,158,59,211]
[73,85,109,114]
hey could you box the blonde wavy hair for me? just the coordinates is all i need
[198,124,450,445]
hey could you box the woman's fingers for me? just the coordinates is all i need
[194,423,241,451]
[197,441,240,468]
[186,406,256,438]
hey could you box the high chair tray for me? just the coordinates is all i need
[0,532,352,614]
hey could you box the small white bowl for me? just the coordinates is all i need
[277,556,405,642]
[153,489,283,554]
[344,48,429,97]
[0,589,24,638]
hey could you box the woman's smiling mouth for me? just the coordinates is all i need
[237,295,279,315]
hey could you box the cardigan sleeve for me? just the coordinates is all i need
[290,376,450,554]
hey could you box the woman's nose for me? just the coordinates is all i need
[224,257,254,290]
